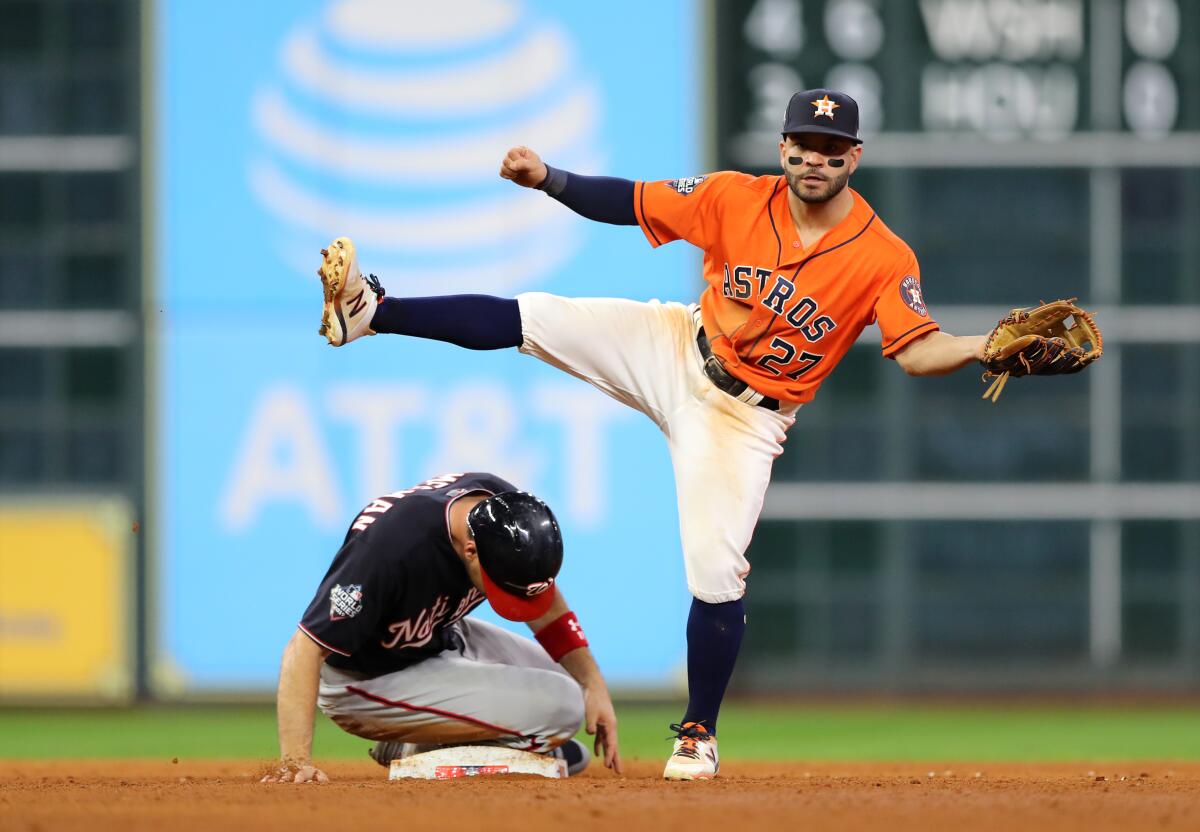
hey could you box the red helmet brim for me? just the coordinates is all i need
[479,567,555,622]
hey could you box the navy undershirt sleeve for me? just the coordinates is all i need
[538,165,637,226]
[365,166,636,349]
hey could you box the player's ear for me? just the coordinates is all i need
[848,144,863,173]
[778,139,788,171]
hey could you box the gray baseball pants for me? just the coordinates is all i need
[317,618,584,752]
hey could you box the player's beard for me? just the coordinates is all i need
[786,165,850,204]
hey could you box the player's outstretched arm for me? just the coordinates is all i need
[527,591,623,774]
[499,146,638,227]
[558,645,622,774]
[894,330,987,377]
[262,628,332,784]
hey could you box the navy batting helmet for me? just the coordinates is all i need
[466,491,563,621]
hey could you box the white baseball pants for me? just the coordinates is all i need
[516,293,798,602]
[317,618,583,751]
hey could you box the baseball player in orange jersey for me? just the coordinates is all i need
[315,89,990,780]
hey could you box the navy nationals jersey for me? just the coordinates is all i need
[298,472,516,676]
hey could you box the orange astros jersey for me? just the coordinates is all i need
[633,172,939,404]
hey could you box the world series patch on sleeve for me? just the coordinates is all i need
[980,300,1103,402]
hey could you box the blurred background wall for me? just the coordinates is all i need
[0,0,1196,701]
[0,0,142,700]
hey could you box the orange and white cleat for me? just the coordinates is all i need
[663,721,719,780]
[316,236,385,346]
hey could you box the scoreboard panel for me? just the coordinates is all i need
[710,0,1199,305]
[714,0,1200,170]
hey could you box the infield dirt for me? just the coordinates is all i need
[2,760,1198,831]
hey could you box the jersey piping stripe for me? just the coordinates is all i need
[766,178,783,267]
[344,685,539,747]
[638,181,662,246]
[791,212,877,275]
[881,320,939,352]
[745,212,879,360]
[297,623,352,657]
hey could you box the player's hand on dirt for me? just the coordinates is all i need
[499,146,548,189]
[583,683,622,774]
[261,761,330,784]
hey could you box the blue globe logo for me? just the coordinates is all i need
[249,0,602,294]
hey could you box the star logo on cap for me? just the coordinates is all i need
[812,95,839,119]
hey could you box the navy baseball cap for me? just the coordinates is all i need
[467,492,563,622]
[781,89,862,144]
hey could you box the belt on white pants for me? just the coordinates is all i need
[692,312,781,411]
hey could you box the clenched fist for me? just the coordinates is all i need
[499,146,548,189]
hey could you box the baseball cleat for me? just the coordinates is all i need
[368,740,422,767]
[553,738,591,777]
[662,721,719,780]
[317,236,385,346]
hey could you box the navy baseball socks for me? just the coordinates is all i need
[664,598,745,780]
[369,296,523,350]
[683,597,745,734]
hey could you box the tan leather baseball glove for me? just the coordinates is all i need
[980,300,1103,402]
